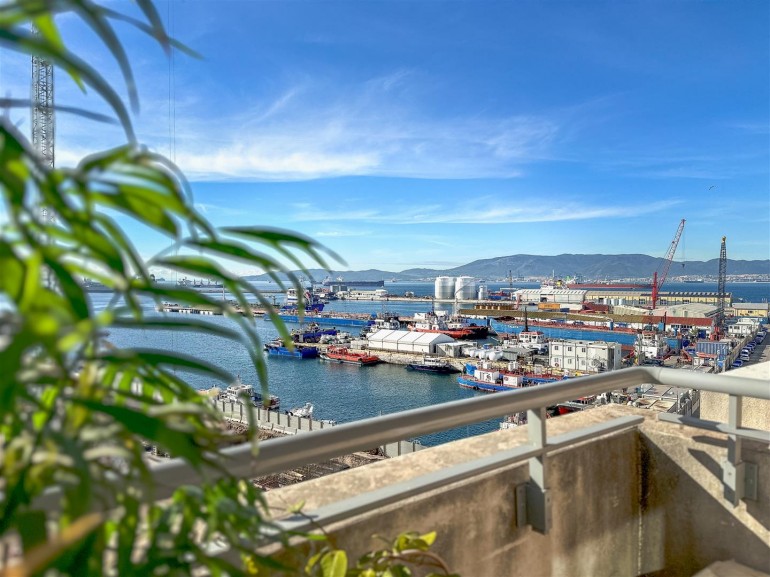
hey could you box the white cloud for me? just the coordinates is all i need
[90,75,561,182]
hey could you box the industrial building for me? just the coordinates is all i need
[585,290,730,307]
[366,330,454,355]
[548,339,623,373]
[728,302,770,319]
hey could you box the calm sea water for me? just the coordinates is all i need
[94,281,769,447]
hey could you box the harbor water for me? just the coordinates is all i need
[94,281,769,447]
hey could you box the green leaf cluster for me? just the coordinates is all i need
[306,532,458,577]
[0,2,333,574]
[0,2,455,576]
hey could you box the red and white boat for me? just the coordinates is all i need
[320,346,381,366]
[409,311,488,340]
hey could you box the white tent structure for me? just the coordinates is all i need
[366,330,454,355]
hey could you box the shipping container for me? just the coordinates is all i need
[695,340,730,356]
[666,338,682,352]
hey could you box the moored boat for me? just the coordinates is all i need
[406,356,460,374]
[409,311,488,340]
[264,340,319,359]
[291,322,338,343]
[287,402,314,418]
[320,346,381,365]
[204,377,281,410]
[458,363,569,392]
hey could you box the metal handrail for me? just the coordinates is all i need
[147,367,769,498]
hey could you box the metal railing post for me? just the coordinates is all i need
[526,406,551,534]
[723,395,746,505]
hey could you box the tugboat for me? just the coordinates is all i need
[405,356,460,374]
[319,346,381,366]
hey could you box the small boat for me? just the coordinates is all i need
[283,287,325,312]
[291,322,338,343]
[320,346,381,366]
[458,364,569,393]
[287,402,314,418]
[206,377,281,410]
[555,396,597,415]
[458,367,528,393]
[405,356,460,374]
[264,340,319,359]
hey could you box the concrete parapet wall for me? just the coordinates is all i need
[266,405,770,576]
[218,401,334,434]
[700,361,770,431]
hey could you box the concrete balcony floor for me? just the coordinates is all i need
[266,372,770,577]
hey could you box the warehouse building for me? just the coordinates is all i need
[366,330,454,355]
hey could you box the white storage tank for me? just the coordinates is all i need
[454,276,476,300]
[434,276,455,299]
[478,284,488,300]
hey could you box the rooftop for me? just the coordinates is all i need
[133,364,770,575]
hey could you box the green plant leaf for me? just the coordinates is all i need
[320,550,348,577]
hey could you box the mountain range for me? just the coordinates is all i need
[244,254,770,282]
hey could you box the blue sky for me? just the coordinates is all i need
[2,1,768,274]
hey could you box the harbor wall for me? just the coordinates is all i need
[217,401,334,434]
[218,401,423,457]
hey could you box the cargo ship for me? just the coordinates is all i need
[273,311,376,328]
[566,282,650,289]
[490,318,639,346]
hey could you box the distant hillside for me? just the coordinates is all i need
[431,254,770,279]
[243,254,769,282]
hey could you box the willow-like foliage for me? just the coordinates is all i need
[0,2,336,574]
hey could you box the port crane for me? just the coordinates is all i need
[650,218,685,309]
[31,26,55,169]
[712,236,727,340]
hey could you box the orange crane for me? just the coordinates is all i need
[651,219,685,309]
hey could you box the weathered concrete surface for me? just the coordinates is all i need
[639,413,770,577]
[694,560,770,577]
[700,360,770,431]
[265,405,770,576]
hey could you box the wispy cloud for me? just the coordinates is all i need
[148,75,559,182]
[315,230,370,238]
[293,198,682,224]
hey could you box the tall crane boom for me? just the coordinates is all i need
[715,236,727,336]
[651,218,685,308]
[31,47,55,168]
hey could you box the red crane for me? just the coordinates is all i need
[651,219,685,308]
